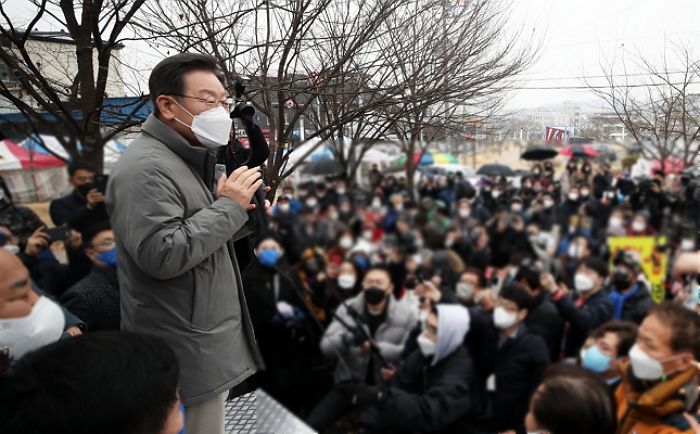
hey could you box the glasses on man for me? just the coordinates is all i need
[92,238,116,250]
[168,94,233,111]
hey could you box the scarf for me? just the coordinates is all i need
[609,284,640,320]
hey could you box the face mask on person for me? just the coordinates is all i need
[306,198,318,208]
[582,345,612,373]
[493,306,518,329]
[371,199,382,209]
[257,249,282,268]
[96,247,118,269]
[511,203,523,213]
[681,239,696,252]
[611,269,632,290]
[338,274,357,290]
[3,244,20,255]
[394,204,404,212]
[339,237,354,249]
[417,333,436,357]
[632,221,646,233]
[543,199,554,209]
[0,296,65,360]
[609,217,623,229]
[171,99,232,149]
[456,282,475,300]
[458,208,471,218]
[362,230,373,241]
[354,256,369,270]
[364,287,387,306]
[568,244,582,259]
[278,203,290,213]
[581,188,591,197]
[337,188,347,195]
[628,343,685,380]
[568,192,579,201]
[574,273,595,292]
[492,191,501,199]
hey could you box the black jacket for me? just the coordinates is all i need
[608,283,653,324]
[49,191,109,236]
[554,289,614,358]
[59,266,120,332]
[525,291,565,362]
[487,325,550,434]
[362,346,491,434]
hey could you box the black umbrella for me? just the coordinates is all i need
[477,163,515,177]
[302,159,343,176]
[520,145,558,161]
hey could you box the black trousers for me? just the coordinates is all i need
[307,386,354,432]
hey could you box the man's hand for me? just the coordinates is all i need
[380,364,397,382]
[86,189,105,209]
[25,227,50,256]
[65,326,82,337]
[416,280,442,303]
[216,166,263,211]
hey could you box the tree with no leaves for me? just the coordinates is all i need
[0,0,148,169]
[590,45,700,170]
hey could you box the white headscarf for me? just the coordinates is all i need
[432,304,470,366]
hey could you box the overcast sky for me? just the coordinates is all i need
[4,0,700,110]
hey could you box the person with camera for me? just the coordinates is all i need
[106,53,264,434]
[49,160,109,237]
[307,265,417,431]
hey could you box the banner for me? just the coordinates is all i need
[545,127,567,145]
[608,236,668,304]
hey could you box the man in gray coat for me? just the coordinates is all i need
[106,53,264,434]
[307,265,417,431]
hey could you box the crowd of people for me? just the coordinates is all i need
[3,53,700,434]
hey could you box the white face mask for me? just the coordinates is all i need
[569,193,579,201]
[306,199,318,208]
[493,306,518,329]
[681,239,696,252]
[394,204,404,212]
[632,221,646,233]
[0,296,65,360]
[511,204,523,213]
[581,189,590,197]
[629,343,679,380]
[337,188,346,195]
[574,273,595,292]
[362,230,373,241]
[543,200,554,209]
[337,274,357,290]
[492,191,501,199]
[458,208,471,218]
[456,282,475,300]
[172,99,232,149]
[3,244,20,255]
[609,217,623,229]
[568,244,581,259]
[278,203,290,213]
[339,237,354,249]
[372,199,382,209]
[417,333,437,357]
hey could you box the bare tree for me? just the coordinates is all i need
[590,46,700,169]
[376,0,537,197]
[0,0,148,168]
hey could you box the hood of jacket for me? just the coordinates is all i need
[433,304,470,366]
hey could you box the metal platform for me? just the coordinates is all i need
[225,389,317,434]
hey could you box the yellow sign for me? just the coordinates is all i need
[608,236,668,304]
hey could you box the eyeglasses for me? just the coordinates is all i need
[92,238,116,250]
[168,94,233,111]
